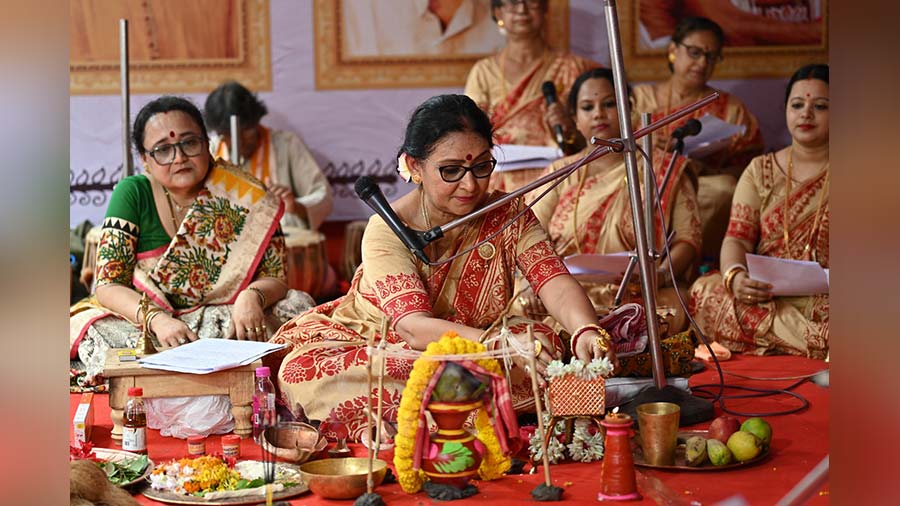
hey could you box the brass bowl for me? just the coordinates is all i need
[299,457,388,500]
[262,422,327,463]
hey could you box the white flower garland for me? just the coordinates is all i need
[526,357,613,463]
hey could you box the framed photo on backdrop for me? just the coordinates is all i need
[70,0,271,95]
[621,0,828,81]
[313,0,571,89]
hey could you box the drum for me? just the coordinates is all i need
[283,227,329,300]
[340,220,368,283]
[79,225,104,291]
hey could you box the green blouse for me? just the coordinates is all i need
[104,175,171,253]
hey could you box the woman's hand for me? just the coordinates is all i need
[516,285,546,315]
[150,314,198,348]
[512,329,561,388]
[731,270,773,304]
[269,184,297,216]
[231,289,268,341]
[573,330,619,372]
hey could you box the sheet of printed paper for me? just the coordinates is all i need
[138,339,286,374]
[493,144,562,172]
[746,254,829,296]
[564,252,632,283]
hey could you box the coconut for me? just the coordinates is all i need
[69,459,141,506]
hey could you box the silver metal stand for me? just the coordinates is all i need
[119,19,132,177]
[604,0,665,387]
[229,115,241,166]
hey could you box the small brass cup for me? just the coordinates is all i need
[636,402,680,466]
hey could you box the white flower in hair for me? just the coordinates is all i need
[397,153,412,183]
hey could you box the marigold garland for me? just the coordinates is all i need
[393,332,510,493]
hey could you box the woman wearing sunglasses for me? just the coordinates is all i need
[633,16,764,271]
[270,94,616,441]
[70,97,314,384]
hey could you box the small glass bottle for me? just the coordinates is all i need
[252,366,277,442]
[122,387,147,454]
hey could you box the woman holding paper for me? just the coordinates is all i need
[525,68,701,334]
[632,16,764,269]
[689,64,829,359]
[69,97,313,383]
[463,0,598,192]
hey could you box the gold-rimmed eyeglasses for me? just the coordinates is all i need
[677,42,723,63]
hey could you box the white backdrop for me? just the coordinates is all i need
[69,0,791,227]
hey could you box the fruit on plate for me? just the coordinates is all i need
[684,436,708,467]
[706,439,733,466]
[727,431,763,462]
[740,417,773,447]
[707,415,741,444]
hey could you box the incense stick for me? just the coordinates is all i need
[527,324,553,487]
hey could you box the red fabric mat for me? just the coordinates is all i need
[70,354,829,505]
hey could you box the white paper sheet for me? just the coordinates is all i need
[683,114,747,159]
[745,254,829,296]
[493,144,562,172]
[564,252,632,283]
[138,339,287,374]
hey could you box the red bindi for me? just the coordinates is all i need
[805,93,810,97]
[169,131,175,137]
[465,154,472,161]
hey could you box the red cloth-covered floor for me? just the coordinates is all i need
[70,354,829,505]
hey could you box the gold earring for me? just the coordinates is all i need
[497,19,505,28]
[668,53,676,63]
[411,173,422,185]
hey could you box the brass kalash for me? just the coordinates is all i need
[135,294,158,356]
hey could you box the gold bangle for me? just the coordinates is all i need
[143,307,165,336]
[722,264,747,296]
[245,287,267,309]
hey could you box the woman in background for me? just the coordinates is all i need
[464,0,598,192]
[526,68,701,335]
[689,64,829,359]
[70,97,312,382]
[633,16,764,270]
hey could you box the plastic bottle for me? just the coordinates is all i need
[122,387,147,454]
[252,366,277,442]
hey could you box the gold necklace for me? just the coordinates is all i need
[163,187,194,232]
[784,148,830,260]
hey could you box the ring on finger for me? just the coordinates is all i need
[255,326,263,333]
[178,337,187,344]
[533,339,542,357]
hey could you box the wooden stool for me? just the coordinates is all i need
[102,349,260,441]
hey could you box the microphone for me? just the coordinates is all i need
[541,81,566,147]
[671,118,702,140]
[354,176,431,264]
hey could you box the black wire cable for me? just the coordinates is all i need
[635,145,813,418]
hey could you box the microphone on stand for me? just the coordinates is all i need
[354,176,432,264]
[671,118,702,141]
[541,81,566,148]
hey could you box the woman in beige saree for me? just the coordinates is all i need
[632,17,764,268]
[525,68,701,334]
[690,64,829,359]
[271,95,617,440]
[70,97,313,383]
[464,0,597,192]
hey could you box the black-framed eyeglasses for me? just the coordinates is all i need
[145,136,207,165]
[438,159,497,183]
[677,43,723,63]
[500,0,543,10]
